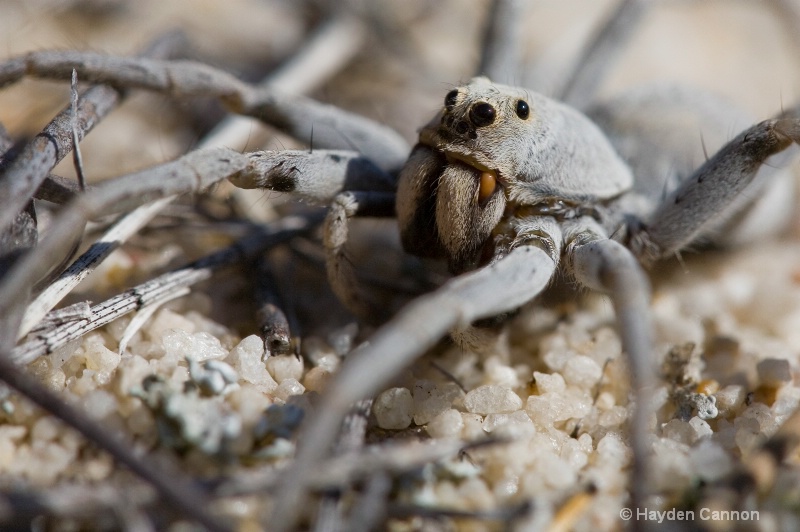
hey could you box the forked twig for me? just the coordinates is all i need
[19,16,367,340]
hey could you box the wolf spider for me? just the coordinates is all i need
[2,1,800,530]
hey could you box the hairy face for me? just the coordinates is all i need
[396,77,531,273]
[396,77,633,273]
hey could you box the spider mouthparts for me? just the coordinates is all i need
[443,153,498,205]
[478,170,497,205]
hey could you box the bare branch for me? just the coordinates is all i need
[0,33,185,236]
[13,215,314,364]
[18,197,174,339]
[0,147,248,332]
[0,52,411,172]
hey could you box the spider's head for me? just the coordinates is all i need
[396,77,537,273]
[396,77,633,274]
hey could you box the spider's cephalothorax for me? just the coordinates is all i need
[396,77,633,273]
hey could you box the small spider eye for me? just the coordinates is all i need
[516,100,530,119]
[445,89,459,108]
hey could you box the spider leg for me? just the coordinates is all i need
[564,217,655,514]
[230,149,403,320]
[631,116,800,265]
[324,190,397,321]
[270,217,563,532]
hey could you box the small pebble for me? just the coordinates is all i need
[464,385,522,415]
[373,387,414,430]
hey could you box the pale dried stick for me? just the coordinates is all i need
[0,85,117,235]
[344,472,392,532]
[31,301,92,331]
[22,18,372,337]
[13,215,313,364]
[0,52,410,171]
[270,245,555,530]
[0,33,185,236]
[477,0,527,84]
[0,148,249,330]
[3,38,164,335]
[0,125,37,273]
[313,398,374,532]
[19,197,174,339]
[558,0,650,107]
[0,126,36,342]
[198,12,366,151]
[1,481,153,529]
[116,286,190,356]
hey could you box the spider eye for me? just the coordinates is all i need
[515,100,530,119]
[445,89,459,108]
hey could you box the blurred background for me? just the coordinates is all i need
[1,0,799,182]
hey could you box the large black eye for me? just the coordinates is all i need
[469,102,496,127]
[445,89,458,108]
[516,100,530,119]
